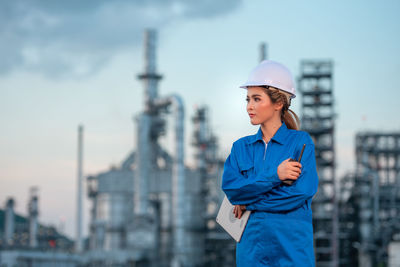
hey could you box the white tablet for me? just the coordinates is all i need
[216,195,251,242]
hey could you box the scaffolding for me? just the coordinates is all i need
[299,60,338,267]
[337,172,359,267]
[191,106,235,267]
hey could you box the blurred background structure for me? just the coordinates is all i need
[1,1,400,266]
[1,28,400,267]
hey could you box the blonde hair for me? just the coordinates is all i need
[262,86,300,130]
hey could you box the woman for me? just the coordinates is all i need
[221,60,318,266]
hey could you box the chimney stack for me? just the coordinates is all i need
[76,124,84,252]
[4,198,15,246]
[259,42,268,62]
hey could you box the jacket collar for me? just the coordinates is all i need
[246,122,289,145]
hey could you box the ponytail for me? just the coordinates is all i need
[282,108,300,130]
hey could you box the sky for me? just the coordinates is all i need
[1,0,399,238]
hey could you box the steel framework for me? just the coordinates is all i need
[299,60,338,267]
[338,132,400,266]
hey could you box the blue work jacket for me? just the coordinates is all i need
[222,122,318,266]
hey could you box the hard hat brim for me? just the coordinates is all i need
[239,83,296,98]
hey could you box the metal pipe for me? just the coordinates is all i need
[76,124,84,252]
[154,95,185,266]
[4,198,15,246]
[372,171,380,238]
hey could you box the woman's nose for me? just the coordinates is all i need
[247,102,253,111]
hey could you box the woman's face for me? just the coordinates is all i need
[246,86,282,125]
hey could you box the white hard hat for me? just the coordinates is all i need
[240,60,296,98]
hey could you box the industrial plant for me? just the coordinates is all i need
[1,29,400,267]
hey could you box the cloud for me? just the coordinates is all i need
[0,0,241,79]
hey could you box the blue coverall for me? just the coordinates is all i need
[222,122,318,266]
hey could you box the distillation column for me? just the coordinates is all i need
[28,187,39,248]
[135,29,188,266]
[135,29,163,215]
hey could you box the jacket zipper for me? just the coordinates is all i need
[263,140,268,160]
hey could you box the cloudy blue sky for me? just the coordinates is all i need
[1,0,399,237]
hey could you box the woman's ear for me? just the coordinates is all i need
[274,101,283,111]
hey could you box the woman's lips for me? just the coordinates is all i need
[249,113,255,118]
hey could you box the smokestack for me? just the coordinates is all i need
[4,198,15,246]
[28,187,39,248]
[260,42,268,62]
[76,124,84,252]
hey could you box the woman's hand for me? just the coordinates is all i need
[233,205,246,219]
[278,159,302,183]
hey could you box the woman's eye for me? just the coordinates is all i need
[254,98,260,102]
[246,98,250,102]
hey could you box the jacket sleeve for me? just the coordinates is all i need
[221,142,282,205]
[246,141,318,212]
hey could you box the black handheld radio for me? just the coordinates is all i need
[284,144,306,185]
